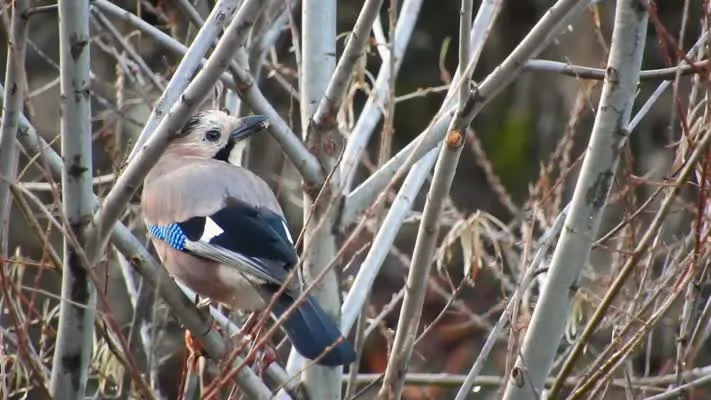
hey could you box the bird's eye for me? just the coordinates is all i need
[204,129,221,142]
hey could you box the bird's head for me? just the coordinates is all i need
[171,110,269,165]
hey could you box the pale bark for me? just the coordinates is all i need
[51,1,96,398]
[502,0,649,397]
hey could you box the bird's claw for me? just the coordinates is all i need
[184,322,221,358]
[196,297,212,309]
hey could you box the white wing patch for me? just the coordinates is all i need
[201,217,225,242]
[281,220,294,244]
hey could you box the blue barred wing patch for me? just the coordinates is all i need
[147,223,188,251]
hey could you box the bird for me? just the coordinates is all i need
[141,110,356,366]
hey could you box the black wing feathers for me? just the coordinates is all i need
[177,199,298,266]
[179,217,207,240]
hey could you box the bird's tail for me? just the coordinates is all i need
[272,294,356,366]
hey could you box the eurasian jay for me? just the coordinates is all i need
[141,110,355,366]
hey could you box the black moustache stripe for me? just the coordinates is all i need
[213,138,236,162]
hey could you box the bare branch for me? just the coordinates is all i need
[309,0,384,140]
[627,32,709,132]
[90,8,165,91]
[346,363,711,389]
[547,80,711,400]
[645,373,711,400]
[334,2,507,336]
[454,206,569,400]
[524,57,709,81]
[0,0,28,252]
[114,250,161,396]
[51,1,96,397]
[336,0,505,357]
[296,0,341,397]
[501,0,649,397]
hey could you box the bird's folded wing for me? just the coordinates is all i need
[147,198,300,292]
[182,240,287,287]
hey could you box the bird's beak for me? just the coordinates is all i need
[231,115,270,140]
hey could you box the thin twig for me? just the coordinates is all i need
[523,58,709,81]
[550,92,711,399]
[90,8,165,91]
[454,205,569,400]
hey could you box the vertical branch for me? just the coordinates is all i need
[376,0,398,222]
[51,1,96,398]
[115,250,160,396]
[300,0,336,133]
[376,0,474,397]
[501,0,649,398]
[457,1,473,107]
[0,0,28,254]
[299,0,340,398]
[0,0,40,394]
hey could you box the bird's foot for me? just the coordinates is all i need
[196,297,212,309]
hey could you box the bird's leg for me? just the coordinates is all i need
[184,328,205,359]
[184,293,217,357]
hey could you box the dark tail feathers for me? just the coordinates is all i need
[272,295,356,366]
